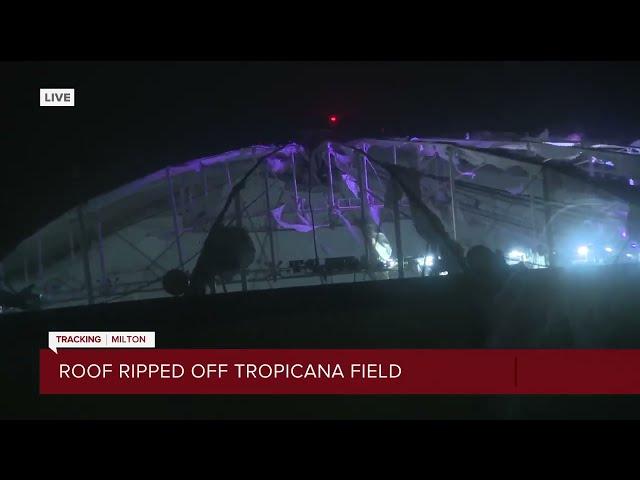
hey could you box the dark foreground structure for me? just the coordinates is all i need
[2,263,640,420]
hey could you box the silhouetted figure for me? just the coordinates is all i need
[494,249,509,271]
[466,245,499,275]
[464,244,513,297]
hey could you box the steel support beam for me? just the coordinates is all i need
[358,151,371,267]
[166,167,185,269]
[37,237,44,281]
[448,150,458,241]
[97,213,108,289]
[391,146,404,278]
[291,152,299,205]
[263,162,277,278]
[542,167,557,267]
[76,205,94,305]
[235,193,249,292]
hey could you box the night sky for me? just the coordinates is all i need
[3,61,640,259]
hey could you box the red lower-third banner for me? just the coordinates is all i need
[38,349,640,395]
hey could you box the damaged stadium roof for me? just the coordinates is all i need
[2,132,640,311]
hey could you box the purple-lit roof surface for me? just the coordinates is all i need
[2,133,639,310]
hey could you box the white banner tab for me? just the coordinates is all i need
[48,331,155,353]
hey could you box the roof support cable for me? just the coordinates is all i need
[308,151,321,283]
[188,145,289,294]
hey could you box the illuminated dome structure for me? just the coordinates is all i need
[2,133,640,312]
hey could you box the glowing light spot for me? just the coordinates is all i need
[507,249,525,261]
[567,133,582,142]
[604,246,613,253]
[577,245,589,257]
[416,255,434,267]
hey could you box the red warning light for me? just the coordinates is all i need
[328,114,338,125]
